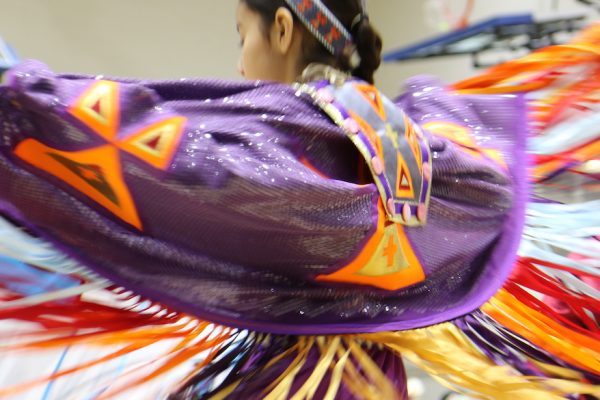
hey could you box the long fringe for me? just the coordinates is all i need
[167,334,407,400]
[438,21,600,399]
[362,324,600,400]
[1,214,598,399]
[0,217,409,399]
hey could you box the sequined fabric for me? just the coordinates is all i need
[0,61,526,334]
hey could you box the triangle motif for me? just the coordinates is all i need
[69,81,120,141]
[355,83,387,121]
[316,204,426,291]
[400,173,409,188]
[14,139,142,230]
[46,152,119,206]
[355,226,408,277]
[119,116,187,170]
[91,99,102,116]
[144,135,162,151]
[132,128,169,156]
[396,154,415,199]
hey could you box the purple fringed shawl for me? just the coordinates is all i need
[0,61,527,334]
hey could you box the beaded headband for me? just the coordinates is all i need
[284,0,361,68]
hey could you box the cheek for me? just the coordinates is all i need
[241,35,273,81]
[241,42,256,70]
[242,41,262,78]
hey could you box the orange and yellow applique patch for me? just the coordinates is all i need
[317,203,425,291]
[14,81,187,230]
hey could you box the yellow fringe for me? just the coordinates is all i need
[253,335,401,400]
[359,324,600,400]
[290,337,340,400]
[263,337,315,400]
[334,343,383,399]
[209,380,242,400]
[323,348,350,400]
[3,310,598,399]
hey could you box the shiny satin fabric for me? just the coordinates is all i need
[0,60,526,334]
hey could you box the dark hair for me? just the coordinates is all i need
[240,0,383,84]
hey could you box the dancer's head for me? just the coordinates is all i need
[236,0,382,83]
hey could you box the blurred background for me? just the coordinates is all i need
[1,0,599,94]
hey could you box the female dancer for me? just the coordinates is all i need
[0,1,597,398]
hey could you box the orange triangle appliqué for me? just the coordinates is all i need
[396,155,415,199]
[316,202,425,291]
[355,84,387,121]
[14,139,142,230]
[69,81,120,141]
[119,116,187,170]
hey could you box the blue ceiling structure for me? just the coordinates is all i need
[383,13,587,67]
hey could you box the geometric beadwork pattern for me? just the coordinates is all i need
[309,81,433,227]
[301,80,429,291]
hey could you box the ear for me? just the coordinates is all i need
[271,7,296,54]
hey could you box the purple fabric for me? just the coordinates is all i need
[0,61,527,334]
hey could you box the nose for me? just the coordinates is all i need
[237,58,245,77]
